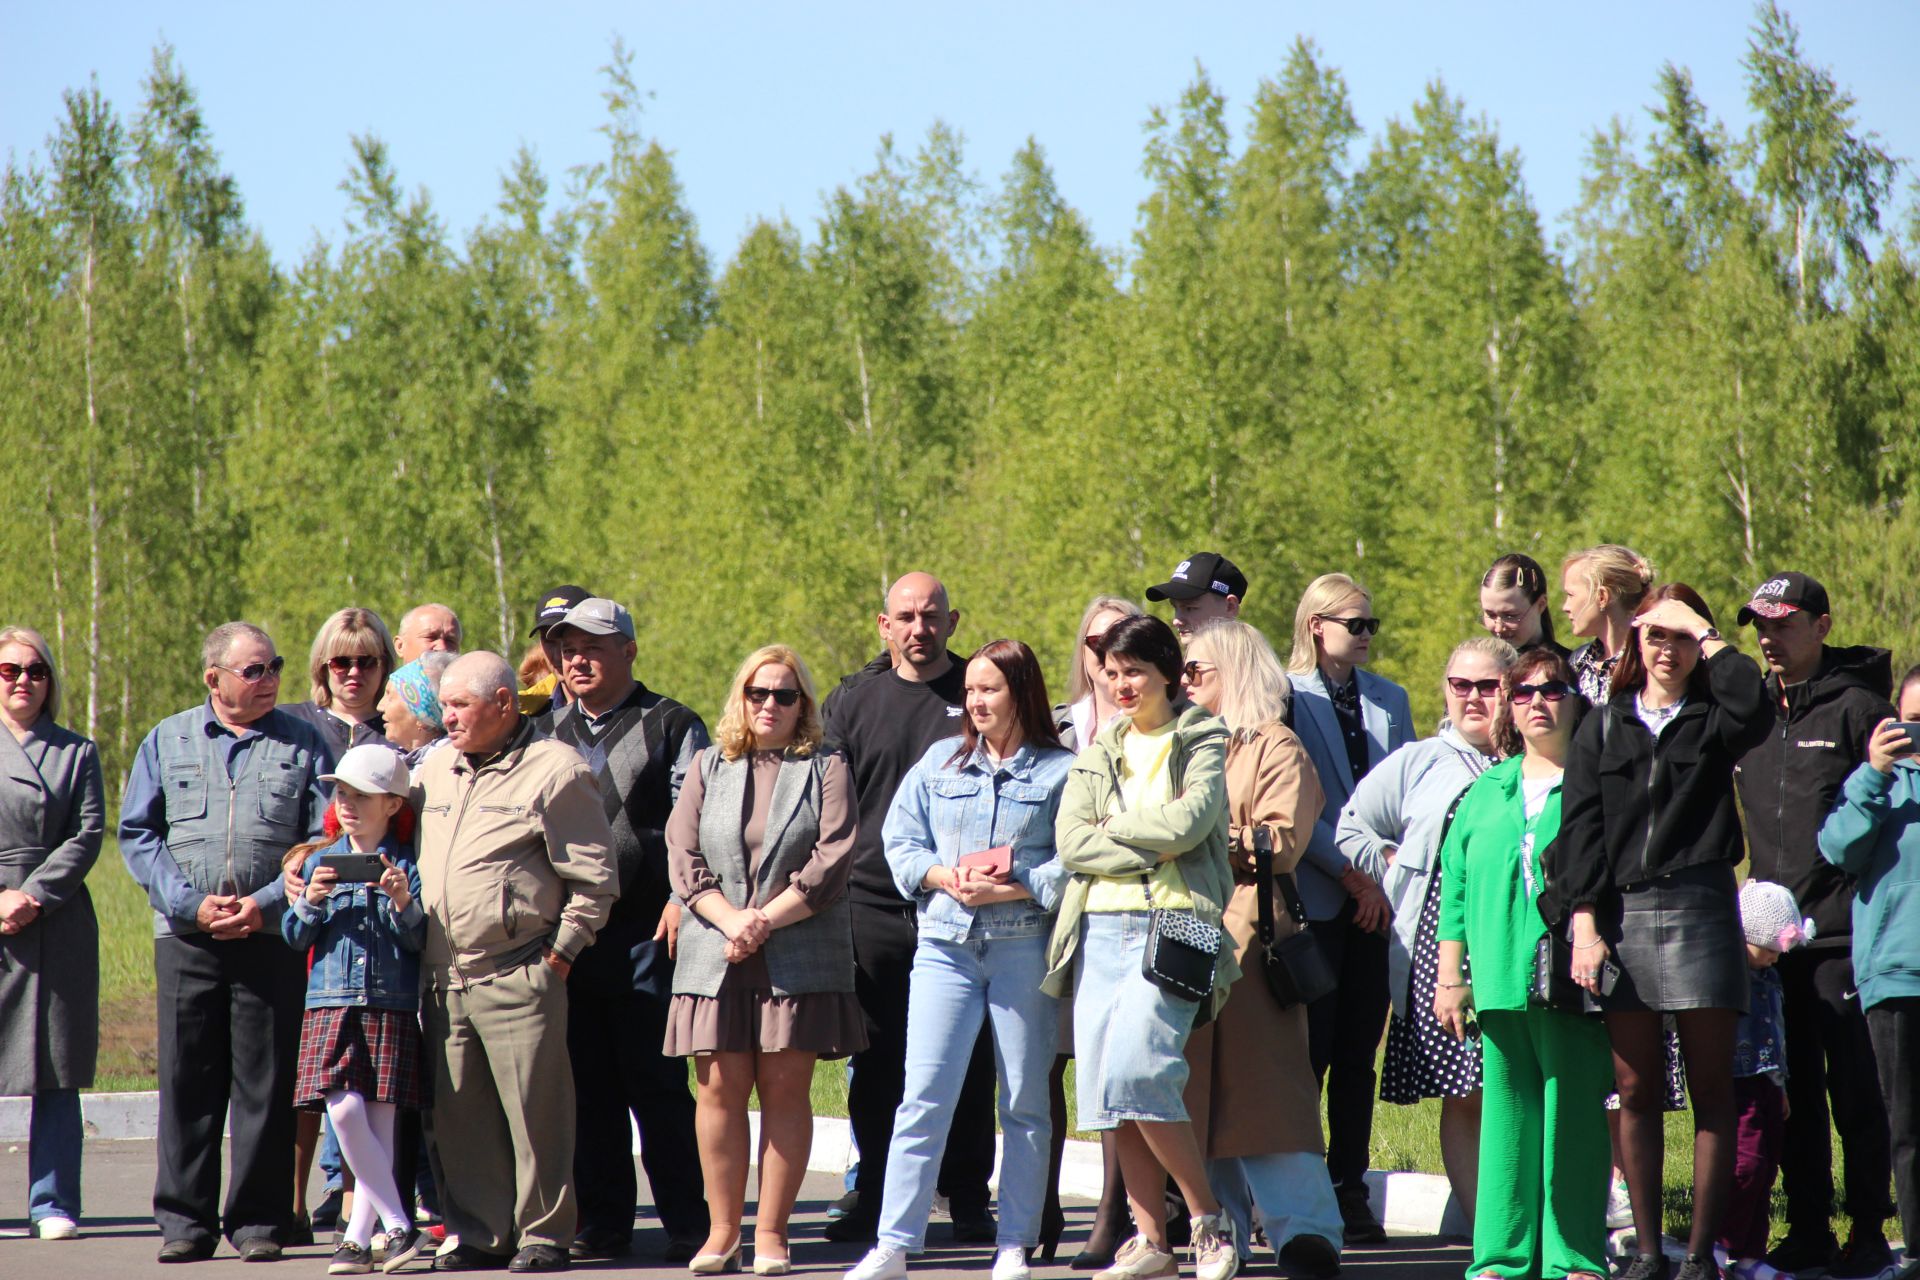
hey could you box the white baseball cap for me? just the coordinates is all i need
[320,744,411,798]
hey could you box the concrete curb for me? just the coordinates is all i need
[1,1093,1463,1235]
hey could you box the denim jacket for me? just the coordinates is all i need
[1732,965,1788,1081]
[282,834,426,1011]
[883,737,1074,942]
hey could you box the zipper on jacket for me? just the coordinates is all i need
[224,774,238,902]
[438,768,481,991]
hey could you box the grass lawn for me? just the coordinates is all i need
[88,849,1846,1243]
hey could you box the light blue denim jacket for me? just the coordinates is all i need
[883,736,1074,942]
[281,833,426,1012]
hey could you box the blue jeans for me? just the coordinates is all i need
[29,1088,83,1223]
[318,1115,343,1194]
[878,933,1058,1251]
[1209,1152,1344,1259]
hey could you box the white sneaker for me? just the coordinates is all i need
[35,1216,79,1241]
[1606,1180,1634,1229]
[1191,1213,1240,1280]
[1095,1236,1178,1280]
[846,1245,909,1280]
[993,1247,1031,1280]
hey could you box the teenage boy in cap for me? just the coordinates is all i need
[1146,551,1247,641]
[543,597,712,1261]
[522,584,592,718]
[1732,571,1897,1277]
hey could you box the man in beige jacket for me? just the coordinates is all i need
[417,651,618,1273]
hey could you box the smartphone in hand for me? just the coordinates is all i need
[316,852,384,883]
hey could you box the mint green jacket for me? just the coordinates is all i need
[1043,702,1239,1017]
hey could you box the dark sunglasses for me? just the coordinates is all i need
[1182,660,1214,682]
[1445,676,1503,697]
[744,686,801,708]
[218,655,286,683]
[1316,614,1381,637]
[0,661,52,684]
[1083,633,1109,657]
[327,654,383,676]
[1511,680,1574,706]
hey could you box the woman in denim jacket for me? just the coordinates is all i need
[281,745,428,1275]
[844,641,1072,1280]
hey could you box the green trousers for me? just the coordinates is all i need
[1471,1007,1614,1280]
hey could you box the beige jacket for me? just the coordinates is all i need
[415,720,619,985]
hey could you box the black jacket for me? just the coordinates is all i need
[1545,648,1773,919]
[1733,644,1894,944]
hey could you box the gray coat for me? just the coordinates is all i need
[0,716,105,1094]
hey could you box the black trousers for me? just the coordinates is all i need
[153,932,306,1247]
[1777,946,1893,1230]
[568,920,709,1244]
[1865,997,1920,1254]
[1305,902,1391,1192]
[848,902,996,1220]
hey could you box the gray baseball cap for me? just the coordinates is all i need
[555,597,635,640]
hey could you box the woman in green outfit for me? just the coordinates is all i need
[1433,648,1612,1280]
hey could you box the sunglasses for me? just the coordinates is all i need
[327,654,383,676]
[0,661,52,684]
[1083,633,1109,657]
[1511,680,1574,705]
[1182,660,1215,682]
[218,655,286,683]
[1445,676,1504,698]
[744,686,801,708]
[1316,614,1381,637]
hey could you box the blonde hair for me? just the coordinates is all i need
[1447,634,1521,681]
[1065,595,1144,704]
[308,608,399,706]
[1287,573,1372,674]
[1186,620,1289,740]
[0,625,59,723]
[1561,544,1655,616]
[716,644,824,762]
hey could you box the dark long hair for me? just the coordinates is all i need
[1493,649,1587,758]
[1608,583,1719,700]
[948,639,1064,766]
[1094,614,1185,693]
[1482,553,1556,648]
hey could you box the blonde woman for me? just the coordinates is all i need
[665,645,864,1275]
[1560,545,1654,706]
[1056,595,1145,753]
[282,608,399,755]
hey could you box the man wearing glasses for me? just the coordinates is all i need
[119,622,334,1263]
[542,597,713,1262]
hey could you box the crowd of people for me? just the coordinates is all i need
[1,548,1917,1280]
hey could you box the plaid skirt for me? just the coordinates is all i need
[294,1006,429,1111]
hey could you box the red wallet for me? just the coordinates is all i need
[956,845,1012,876]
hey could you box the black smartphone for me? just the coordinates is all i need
[1891,723,1920,756]
[317,852,384,883]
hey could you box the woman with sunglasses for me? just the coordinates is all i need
[0,627,105,1240]
[666,644,863,1276]
[1283,572,1413,1242]
[1480,554,1567,658]
[1337,635,1518,1233]
[1548,585,1772,1280]
[1432,649,1612,1280]
[843,641,1074,1280]
[283,608,399,756]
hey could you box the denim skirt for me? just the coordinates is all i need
[1072,911,1202,1129]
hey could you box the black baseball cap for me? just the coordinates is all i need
[530,583,593,636]
[1736,571,1831,625]
[1146,552,1248,603]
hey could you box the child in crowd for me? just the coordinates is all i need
[282,745,428,1275]
[1717,881,1813,1280]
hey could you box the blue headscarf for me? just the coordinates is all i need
[388,659,444,733]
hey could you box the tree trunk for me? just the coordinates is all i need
[82,221,101,741]
[484,464,511,653]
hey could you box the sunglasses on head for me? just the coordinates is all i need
[0,661,52,684]
[328,654,383,676]
[744,686,801,707]
[218,655,286,684]
[1316,614,1381,637]
[1511,679,1573,705]
[1445,676,1503,697]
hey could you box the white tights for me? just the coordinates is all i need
[324,1089,408,1248]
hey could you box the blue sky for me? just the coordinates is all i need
[6,3,1917,268]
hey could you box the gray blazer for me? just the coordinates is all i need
[672,750,856,999]
[1288,668,1416,919]
[0,716,105,1094]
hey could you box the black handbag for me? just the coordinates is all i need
[1140,875,1221,1003]
[1528,931,1584,1011]
[1253,828,1337,1008]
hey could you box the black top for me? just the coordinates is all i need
[1326,674,1372,786]
[1733,644,1894,944]
[822,660,968,907]
[1544,648,1773,922]
[280,701,390,760]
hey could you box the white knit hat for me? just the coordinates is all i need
[1738,879,1814,952]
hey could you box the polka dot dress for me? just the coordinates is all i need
[1381,869,1481,1104]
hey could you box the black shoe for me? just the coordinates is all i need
[381,1228,428,1273]
[507,1245,570,1273]
[434,1245,513,1272]
[1336,1186,1387,1246]
[313,1190,346,1232]
[1070,1238,1119,1271]
[1830,1231,1895,1280]
[828,1188,861,1222]
[1674,1254,1721,1280]
[824,1213,879,1245]
[1278,1233,1342,1279]
[288,1214,316,1248]
[661,1236,702,1264]
[568,1229,632,1261]
[1615,1253,1673,1280]
[1767,1230,1841,1278]
[950,1204,997,1244]
[159,1238,218,1264]
[241,1238,286,1262]
[329,1242,375,1275]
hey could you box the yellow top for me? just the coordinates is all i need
[1086,719,1194,912]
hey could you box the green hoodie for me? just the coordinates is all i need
[1043,701,1240,1017]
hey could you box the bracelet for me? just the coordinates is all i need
[1572,938,1605,950]
[1436,980,1470,989]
